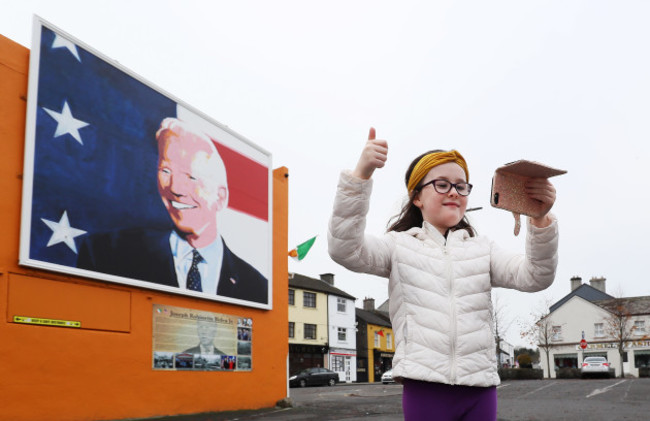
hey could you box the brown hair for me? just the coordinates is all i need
[387,150,476,236]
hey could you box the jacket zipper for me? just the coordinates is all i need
[445,244,458,384]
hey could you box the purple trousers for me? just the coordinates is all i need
[402,379,497,421]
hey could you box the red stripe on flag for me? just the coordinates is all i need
[213,141,268,221]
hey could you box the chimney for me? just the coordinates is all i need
[589,277,606,293]
[363,297,375,311]
[570,276,582,291]
[320,273,334,285]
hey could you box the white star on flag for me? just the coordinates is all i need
[51,34,81,62]
[41,211,87,254]
[43,100,90,145]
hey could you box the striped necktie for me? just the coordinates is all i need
[187,249,203,292]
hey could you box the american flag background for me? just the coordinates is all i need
[21,20,271,297]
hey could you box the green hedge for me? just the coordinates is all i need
[555,368,581,379]
[557,367,616,378]
[498,368,543,380]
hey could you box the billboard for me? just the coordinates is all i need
[152,305,253,371]
[19,17,272,309]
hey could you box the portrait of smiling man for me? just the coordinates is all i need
[77,117,268,304]
[183,317,225,356]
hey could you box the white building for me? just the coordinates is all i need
[288,273,357,383]
[320,273,358,383]
[499,339,515,367]
[539,276,650,378]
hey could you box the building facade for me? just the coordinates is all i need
[499,339,515,367]
[356,298,394,383]
[0,33,290,421]
[288,273,356,382]
[322,273,358,383]
[539,277,650,378]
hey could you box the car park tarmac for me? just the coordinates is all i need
[138,378,650,421]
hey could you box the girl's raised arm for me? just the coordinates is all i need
[328,128,393,278]
[352,127,388,180]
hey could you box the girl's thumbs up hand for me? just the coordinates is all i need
[352,127,388,180]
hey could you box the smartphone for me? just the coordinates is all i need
[490,160,566,217]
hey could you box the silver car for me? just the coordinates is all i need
[381,369,395,384]
[580,356,611,378]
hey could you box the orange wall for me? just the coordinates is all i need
[0,33,289,421]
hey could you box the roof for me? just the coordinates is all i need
[356,307,392,328]
[288,273,356,300]
[549,283,613,313]
[594,296,650,316]
[377,299,390,314]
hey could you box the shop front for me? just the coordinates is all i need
[546,340,650,378]
[373,350,394,382]
[289,344,328,375]
[554,353,578,369]
[329,349,357,383]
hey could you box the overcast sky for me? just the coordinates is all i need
[4,1,650,347]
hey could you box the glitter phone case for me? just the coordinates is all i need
[490,160,567,217]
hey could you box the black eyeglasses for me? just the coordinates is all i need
[418,179,473,196]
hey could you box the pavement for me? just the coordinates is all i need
[119,382,395,421]
[117,377,650,421]
[125,407,298,421]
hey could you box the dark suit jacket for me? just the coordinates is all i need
[77,228,268,304]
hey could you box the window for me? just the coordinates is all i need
[338,327,347,342]
[303,292,316,308]
[594,323,604,337]
[634,320,646,334]
[332,355,344,372]
[634,350,650,368]
[554,353,578,369]
[288,289,295,306]
[386,333,393,349]
[374,332,381,348]
[552,326,562,341]
[337,297,346,313]
[289,322,294,338]
[304,323,317,339]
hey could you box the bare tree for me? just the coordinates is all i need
[520,297,559,379]
[492,291,514,369]
[599,299,636,378]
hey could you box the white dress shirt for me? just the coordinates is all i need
[169,231,224,293]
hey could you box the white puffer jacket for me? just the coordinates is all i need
[328,171,558,387]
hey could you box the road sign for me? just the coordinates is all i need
[580,339,587,349]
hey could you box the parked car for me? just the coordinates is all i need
[381,369,395,384]
[581,356,612,378]
[289,367,339,387]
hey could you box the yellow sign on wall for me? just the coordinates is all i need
[13,316,81,328]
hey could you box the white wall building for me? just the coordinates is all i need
[499,339,515,367]
[321,273,358,383]
[538,277,650,378]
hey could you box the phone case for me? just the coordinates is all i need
[490,160,567,217]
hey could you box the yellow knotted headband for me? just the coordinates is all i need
[407,150,469,193]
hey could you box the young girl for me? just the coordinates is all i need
[328,128,558,421]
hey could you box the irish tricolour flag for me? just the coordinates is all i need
[288,236,317,261]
